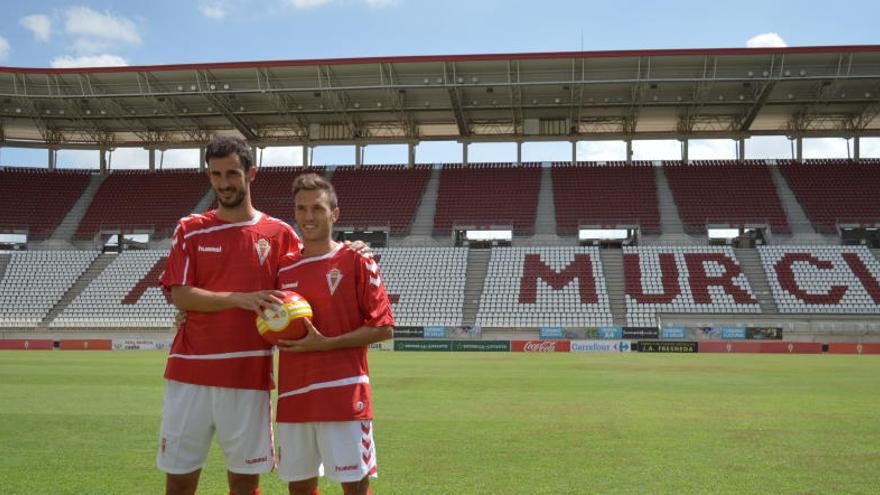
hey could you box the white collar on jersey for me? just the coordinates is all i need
[278,242,345,273]
[183,212,264,239]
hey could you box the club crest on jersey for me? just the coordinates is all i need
[255,239,271,266]
[327,268,343,295]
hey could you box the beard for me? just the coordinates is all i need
[215,186,246,208]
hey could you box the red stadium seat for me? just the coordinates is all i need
[75,169,209,239]
[552,161,660,235]
[663,160,789,234]
[332,165,431,233]
[0,168,92,238]
[779,159,880,233]
[433,163,541,235]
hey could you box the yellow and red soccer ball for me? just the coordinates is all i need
[255,291,313,345]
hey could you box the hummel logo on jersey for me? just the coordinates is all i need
[327,268,343,295]
[198,246,222,253]
[255,238,271,266]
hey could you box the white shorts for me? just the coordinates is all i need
[156,380,275,475]
[276,421,378,483]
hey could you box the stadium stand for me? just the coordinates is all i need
[476,247,612,327]
[552,161,661,234]
[331,165,432,233]
[51,250,174,328]
[759,245,880,313]
[778,159,880,233]
[663,160,789,234]
[374,247,467,326]
[0,167,93,238]
[249,166,326,222]
[75,170,208,239]
[0,251,98,327]
[624,246,761,326]
[433,163,541,235]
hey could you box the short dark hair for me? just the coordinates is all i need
[205,136,254,171]
[293,173,338,210]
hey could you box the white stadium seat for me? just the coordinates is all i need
[0,251,97,327]
[623,246,761,327]
[476,247,612,327]
[759,245,880,314]
[51,250,174,328]
[374,247,467,327]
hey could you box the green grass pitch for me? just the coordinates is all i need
[1,351,879,494]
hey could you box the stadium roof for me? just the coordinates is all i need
[2,45,880,149]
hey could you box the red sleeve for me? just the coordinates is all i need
[274,223,302,290]
[356,253,395,328]
[276,252,301,290]
[275,221,302,260]
[159,220,195,290]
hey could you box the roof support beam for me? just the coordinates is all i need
[317,65,361,139]
[738,80,775,132]
[139,72,213,143]
[199,70,259,140]
[258,67,310,141]
[379,63,417,139]
[445,62,469,137]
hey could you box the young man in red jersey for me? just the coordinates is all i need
[158,136,295,495]
[275,173,394,495]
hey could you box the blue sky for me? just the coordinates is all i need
[1,0,879,168]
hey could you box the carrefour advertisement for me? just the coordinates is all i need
[570,340,632,353]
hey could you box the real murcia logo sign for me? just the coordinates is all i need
[327,268,343,295]
[255,239,270,266]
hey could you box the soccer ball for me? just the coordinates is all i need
[255,291,313,345]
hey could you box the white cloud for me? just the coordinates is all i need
[746,32,788,48]
[50,54,129,68]
[0,35,9,60]
[20,14,52,42]
[803,137,849,159]
[64,6,141,45]
[688,139,736,160]
[287,0,398,8]
[746,136,793,159]
[859,138,880,158]
[200,2,227,20]
[364,0,397,6]
[577,141,626,161]
[56,149,99,168]
[70,38,114,55]
[632,140,682,161]
[289,0,334,8]
[160,149,201,169]
[260,146,304,166]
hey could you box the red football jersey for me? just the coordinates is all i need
[276,243,395,423]
[160,210,301,390]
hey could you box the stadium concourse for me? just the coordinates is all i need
[1,47,880,351]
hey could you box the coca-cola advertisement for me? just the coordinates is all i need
[511,340,572,352]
